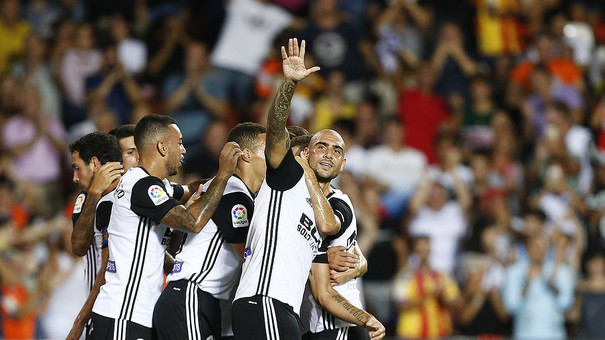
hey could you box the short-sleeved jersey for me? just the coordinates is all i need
[303,188,363,333]
[93,167,183,328]
[235,150,321,315]
[167,175,254,299]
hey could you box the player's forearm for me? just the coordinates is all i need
[303,172,340,236]
[317,291,370,327]
[266,79,296,166]
[71,193,101,256]
[187,175,229,233]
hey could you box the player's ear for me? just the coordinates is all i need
[241,148,252,163]
[302,147,309,158]
[91,156,101,171]
[157,141,167,156]
[339,158,346,172]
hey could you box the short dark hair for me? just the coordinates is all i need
[109,124,136,141]
[522,208,547,222]
[291,134,312,149]
[227,122,266,150]
[70,132,122,165]
[287,126,309,139]
[547,100,571,121]
[134,114,177,152]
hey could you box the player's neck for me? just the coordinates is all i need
[139,158,168,179]
[235,167,262,194]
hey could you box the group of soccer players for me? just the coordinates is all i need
[66,38,386,340]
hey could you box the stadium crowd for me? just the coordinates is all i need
[1,0,605,338]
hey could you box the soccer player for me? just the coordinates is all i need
[153,122,267,340]
[232,38,340,340]
[92,114,240,340]
[295,145,385,339]
[68,132,124,339]
[67,126,139,339]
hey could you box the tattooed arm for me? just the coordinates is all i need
[266,38,319,169]
[71,162,123,256]
[309,262,385,339]
[161,142,241,233]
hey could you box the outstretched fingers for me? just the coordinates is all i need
[281,46,288,61]
[300,40,306,60]
[293,38,299,57]
[288,38,294,58]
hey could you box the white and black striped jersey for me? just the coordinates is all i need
[93,167,184,328]
[302,188,363,333]
[235,150,322,315]
[167,175,253,299]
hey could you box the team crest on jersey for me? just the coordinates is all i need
[73,193,85,214]
[231,204,249,228]
[148,185,169,205]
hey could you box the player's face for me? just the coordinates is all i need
[165,124,186,176]
[71,151,94,190]
[249,133,267,180]
[118,136,138,172]
[307,131,346,182]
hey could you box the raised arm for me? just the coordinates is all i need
[71,162,123,256]
[266,38,319,169]
[161,142,241,233]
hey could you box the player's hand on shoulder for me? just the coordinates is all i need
[217,142,242,178]
[295,150,313,175]
[364,314,385,340]
[281,38,320,83]
[89,162,124,195]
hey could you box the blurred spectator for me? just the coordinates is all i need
[110,14,148,75]
[503,236,574,339]
[68,106,119,143]
[145,14,189,83]
[428,132,473,191]
[300,0,376,87]
[430,22,477,104]
[365,117,426,218]
[1,87,67,218]
[570,251,605,337]
[183,119,228,179]
[374,0,423,74]
[475,0,522,57]
[49,17,76,75]
[331,118,366,180]
[85,42,142,124]
[60,23,102,127]
[407,169,471,274]
[0,0,31,75]
[11,35,62,119]
[392,236,462,339]
[458,75,501,151]
[458,227,510,336]
[509,32,583,93]
[310,71,355,131]
[211,0,293,109]
[397,62,451,163]
[163,41,228,154]
[23,0,61,40]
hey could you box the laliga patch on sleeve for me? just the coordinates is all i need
[73,193,86,214]
[148,185,169,206]
[231,204,249,228]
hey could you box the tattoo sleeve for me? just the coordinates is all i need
[71,194,101,256]
[331,293,366,323]
[266,79,296,161]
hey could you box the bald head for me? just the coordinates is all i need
[134,114,178,155]
[309,129,346,152]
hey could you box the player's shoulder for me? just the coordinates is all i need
[121,167,150,185]
[327,187,353,208]
[225,175,254,199]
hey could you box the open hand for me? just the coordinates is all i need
[364,314,386,340]
[327,246,359,271]
[281,38,320,83]
[89,162,123,195]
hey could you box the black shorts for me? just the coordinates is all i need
[309,326,370,340]
[92,312,154,340]
[153,279,221,340]
[232,295,301,340]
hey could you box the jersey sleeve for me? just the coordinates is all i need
[325,197,354,241]
[266,149,304,191]
[313,238,330,264]
[96,201,112,249]
[131,177,181,224]
[71,192,87,227]
[171,183,185,201]
[211,192,254,244]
